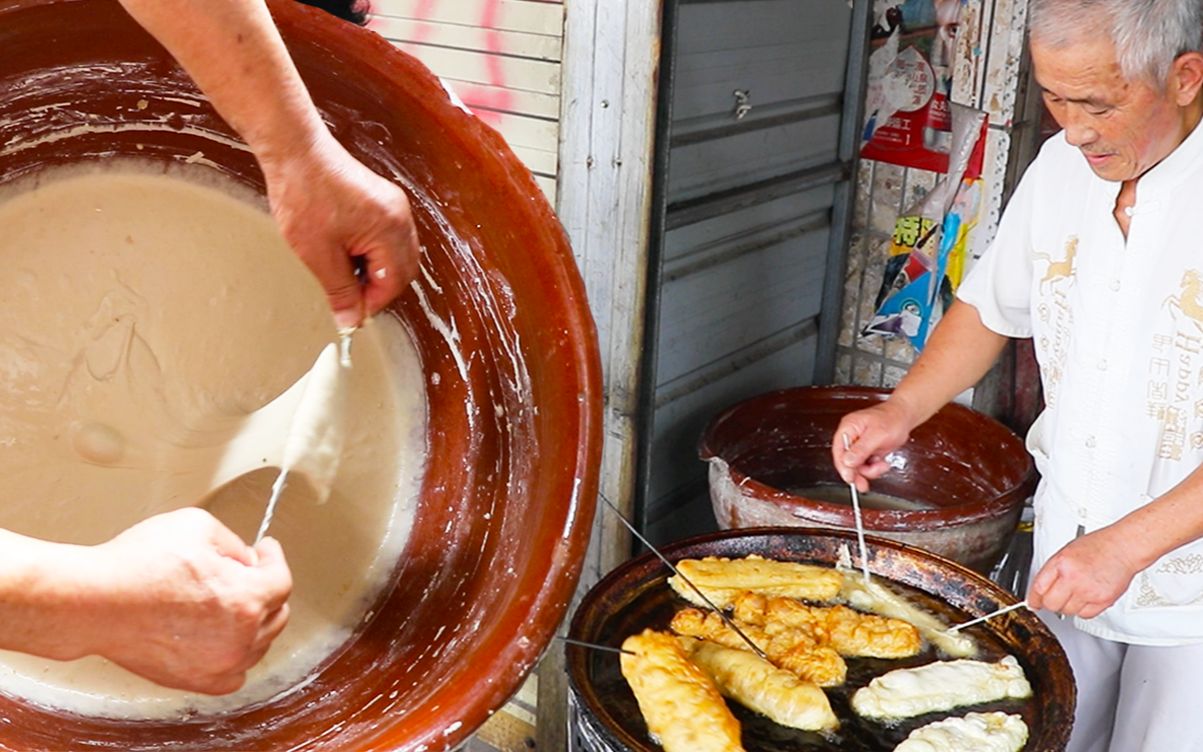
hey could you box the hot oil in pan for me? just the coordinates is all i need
[588,575,1033,751]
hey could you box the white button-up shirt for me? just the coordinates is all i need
[959,122,1203,645]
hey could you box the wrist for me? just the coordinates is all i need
[253,117,337,179]
[1102,518,1162,574]
[0,538,106,661]
[883,390,927,434]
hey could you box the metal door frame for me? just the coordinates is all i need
[634,0,873,538]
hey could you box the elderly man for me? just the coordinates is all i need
[834,1,1203,749]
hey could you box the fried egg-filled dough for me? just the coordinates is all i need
[670,608,847,687]
[731,592,921,659]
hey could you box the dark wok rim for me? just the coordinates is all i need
[566,526,1075,752]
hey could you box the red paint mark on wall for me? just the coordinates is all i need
[380,0,515,128]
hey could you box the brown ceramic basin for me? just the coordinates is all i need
[0,1,601,750]
[700,386,1036,573]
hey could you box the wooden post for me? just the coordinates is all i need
[538,0,664,748]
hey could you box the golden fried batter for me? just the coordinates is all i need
[668,555,843,609]
[619,630,745,752]
[732,592,921,659]
[839,573,977,658]
[670,608,847,687]
[679,637,840,732]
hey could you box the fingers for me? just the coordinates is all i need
[831,420,863,484]
[252,537,293,612]
[1025,562,1056,612]
[834,415,902,486]
[318,213,417,326]
[192,671,248,697]
[360,215,418,317]
[325,263,366,330]
[256,603,290,651]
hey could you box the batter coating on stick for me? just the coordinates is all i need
[894,711,1029,752]
[851,656,1032,720]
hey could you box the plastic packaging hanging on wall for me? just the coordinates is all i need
[861,104,988,353]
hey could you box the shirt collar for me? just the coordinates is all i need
[1130,116,1203,206]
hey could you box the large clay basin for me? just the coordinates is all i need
[0,1,601,750]
[700,386,1036,573]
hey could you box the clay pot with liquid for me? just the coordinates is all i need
[0,1,601,749]
[700,386,1036,573]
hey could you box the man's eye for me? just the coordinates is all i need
[1085,105,1113,116]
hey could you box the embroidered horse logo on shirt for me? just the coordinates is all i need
[1165,269,1203,330]
[1033,236,1078,291]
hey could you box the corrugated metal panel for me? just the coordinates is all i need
[640,0,864,543]
[368,0,564,202]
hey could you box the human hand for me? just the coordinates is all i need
[832,399,916,492]
[71,508,292,695]
[261,133,421,329]
[1027,526,1142,618]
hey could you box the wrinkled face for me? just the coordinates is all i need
[1032,36,1185,182]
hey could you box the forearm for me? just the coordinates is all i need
[1111,466,1203,571]
[888,300,1009,429]
[0,530,94,661]
[117,0,329,162]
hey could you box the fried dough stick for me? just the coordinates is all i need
[670,608,847,687]
[679,637,840,732]
[668,555,843,610]
[619,630,745,752]
[732,592,921,659]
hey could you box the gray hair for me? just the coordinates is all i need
[1029,0,1203,83]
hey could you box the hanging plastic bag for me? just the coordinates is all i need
[862,103,987,352]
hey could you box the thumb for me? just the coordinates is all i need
[1026,563,1055,610]
[253,536,289,575]
[200,514,259,567]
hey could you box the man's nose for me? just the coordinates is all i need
[1062,108,1098,148]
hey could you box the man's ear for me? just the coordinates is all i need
[1171,51,1203,106]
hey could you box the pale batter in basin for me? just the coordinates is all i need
[0,163,426,719]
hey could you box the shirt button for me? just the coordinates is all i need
[1109,279,1121,292]
[1086,436,1097,449]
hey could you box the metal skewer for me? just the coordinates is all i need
[946,600,1030,633]
[254,468,288,544]
[599,495,769,661]
[842,433,872,584]
[557,636,636,656]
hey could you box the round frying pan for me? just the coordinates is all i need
[567,527,1075,751]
